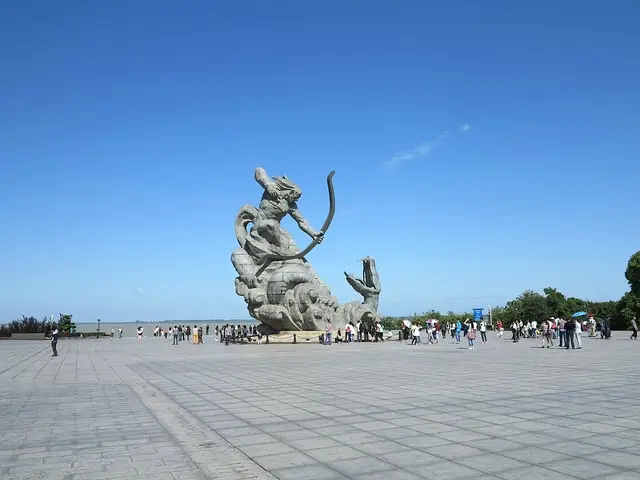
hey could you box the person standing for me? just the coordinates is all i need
[565,319,576,349]
[467,327,476,350]
[630,317,638,340]
[51,327,59,357]
[511,321,519,342]
[324,320,333,345]
[558,318,566,347]
[541,320,552,348]
[575,320,583,349]
[411,323,420,345]
[479,321,488,343]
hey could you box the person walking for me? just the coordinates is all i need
[630,317,638,340]
[172,326,179,345]
[51,327,59,356]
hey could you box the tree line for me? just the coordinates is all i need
[382,250,640,331]
[0,314,76,336]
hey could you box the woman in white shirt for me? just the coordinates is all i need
[479,321,487,343]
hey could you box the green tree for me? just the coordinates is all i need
[616,292,639,329]
[625,250,640,319]
[7,316,57,334]
[58,314,76,334]
[514,290,550,322]
[565,297,587,316]
[543,287,568,318]
[593,300,617,321]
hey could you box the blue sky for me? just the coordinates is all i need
[1,1,639,322]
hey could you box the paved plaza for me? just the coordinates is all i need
[1,333,639,480]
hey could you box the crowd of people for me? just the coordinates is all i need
[322,319,385,345]
[101,314,639,353]
[142,323,263,345]
[503,316,624,348]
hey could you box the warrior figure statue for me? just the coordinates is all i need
[231,167,381,332]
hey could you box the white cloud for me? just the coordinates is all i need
[385,123,471,169]
[385,143,432,168]
[135,287,145,293]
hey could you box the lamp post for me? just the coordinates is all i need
[97,318,101,337]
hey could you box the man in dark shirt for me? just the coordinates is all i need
[564,319,575,349]
[51,328,59,357]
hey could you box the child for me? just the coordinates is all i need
[467,327,476,350]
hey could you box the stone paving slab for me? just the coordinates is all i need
[1,333,640,479]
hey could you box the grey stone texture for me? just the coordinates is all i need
[1,333,640,480]
[230,167,381,331]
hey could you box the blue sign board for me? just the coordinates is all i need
[473,308,483,321]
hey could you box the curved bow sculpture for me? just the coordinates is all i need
[256,170,336,276]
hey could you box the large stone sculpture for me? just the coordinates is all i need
[231,167,381,332]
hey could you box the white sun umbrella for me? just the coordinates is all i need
[402,319,412,328]
[428,319,439,323]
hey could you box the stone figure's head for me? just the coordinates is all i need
[274,175,302,202]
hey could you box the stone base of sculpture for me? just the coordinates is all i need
[230,167,381,332]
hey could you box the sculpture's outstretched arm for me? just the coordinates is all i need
[255,167,277,196]
[289,203,319,238]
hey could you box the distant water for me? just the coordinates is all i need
[75,320,258,338]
